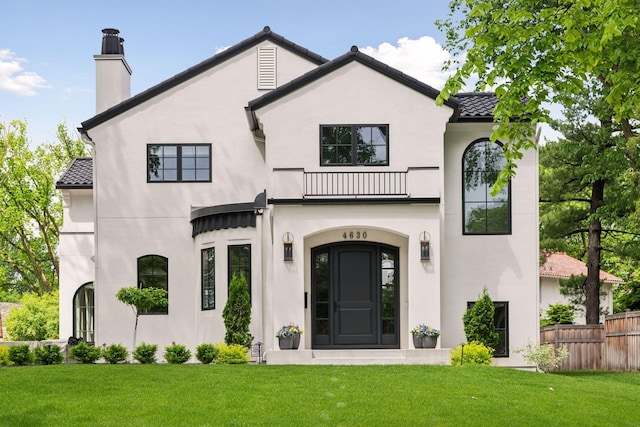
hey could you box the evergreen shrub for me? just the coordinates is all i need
[34,344,64,365]
[133,343,158,364]
[70,341,102,364]
[195,343,218,364]
[164,343,192,364]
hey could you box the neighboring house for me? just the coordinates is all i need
[539,252,623,324]
[56,27,539,365]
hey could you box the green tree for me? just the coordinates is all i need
[539,90,640,322]
[541,303,575,327]
[222,273,253,348]
[5,291,59,340]
[0,120,88,295]
[463,287,499,351]
[437,1,639,184]
[116,287,168,349]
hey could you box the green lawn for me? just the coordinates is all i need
[1,364,638,426]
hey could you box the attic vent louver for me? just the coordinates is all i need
[257,46,277,90]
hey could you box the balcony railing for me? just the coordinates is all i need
[303,171,408,197]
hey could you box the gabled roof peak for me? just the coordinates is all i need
[80,27,328,133]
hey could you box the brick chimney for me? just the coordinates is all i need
[94,28,132,114]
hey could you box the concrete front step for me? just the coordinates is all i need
[265,348,451,365]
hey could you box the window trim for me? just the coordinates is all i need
[137,254,169,315]
[462,138,511,235]
[319,124,390,166]
[201,247,215,310]
[466,300,509,357]
[228,244,251,301]
[147,143,212,183]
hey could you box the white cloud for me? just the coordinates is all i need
[360,36,454,90]
[0,49,48,96]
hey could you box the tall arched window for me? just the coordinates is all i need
[137,255,169,314]
[462,139,511,234]
[73,282,94,343]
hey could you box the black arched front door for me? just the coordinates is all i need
[312,243,398,349]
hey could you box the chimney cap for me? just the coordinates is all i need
[101,28,124,55]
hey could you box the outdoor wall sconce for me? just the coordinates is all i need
[419,231,431,261]
[283,232,294,262]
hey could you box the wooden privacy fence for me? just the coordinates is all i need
[604,311,640,372]
[540,324,604,371]
[540,311,640,371]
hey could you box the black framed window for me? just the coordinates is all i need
[321,125,388,166]
[148,144,211,182]
[202,248,215,310]
[466,300,509,357]
[228,244,251,299]
[462,139,510,234]
[138,255,168,314]
[73,282,94,343]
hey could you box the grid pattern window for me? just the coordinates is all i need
[148,144,211,182]
[462,139,511,234]
[202,248,215,310]
[466,301,509,357]
[228,244,251,300]
[321,125,389,166]
[73,282,94,343]
[137,255,168,314]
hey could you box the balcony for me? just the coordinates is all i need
[270,167,439,201]
[304,171,407,197]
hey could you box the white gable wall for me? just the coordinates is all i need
[254,62,453,351]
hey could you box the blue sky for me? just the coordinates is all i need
[0,1,456,144]
[2,1,556,146]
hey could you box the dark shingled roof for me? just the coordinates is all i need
[454,92,497,121]
[56,157,93,189]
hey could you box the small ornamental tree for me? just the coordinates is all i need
[115,287,168,349]
[222,273,253,348]
[463,287,499,351]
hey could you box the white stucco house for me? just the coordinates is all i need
[56,27,539,365]
[540,252,623,324]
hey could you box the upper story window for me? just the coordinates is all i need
[148,144,211,182]
[320,125,389,166]
[138,255,168,314]
[462,139,511,234]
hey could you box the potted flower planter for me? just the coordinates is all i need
[276,323,303,350]
[412,335,423,348]
[422,335,438,348]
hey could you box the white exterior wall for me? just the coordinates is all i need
[58,190,95,340]
[268,205,441,352]
[442,123,539,366]
[255,63,453,351]
[87,42,319,352]
[540,276,613,325]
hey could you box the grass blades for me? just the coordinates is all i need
[1,364,639,426]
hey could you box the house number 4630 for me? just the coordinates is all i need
[343,231,367,240]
